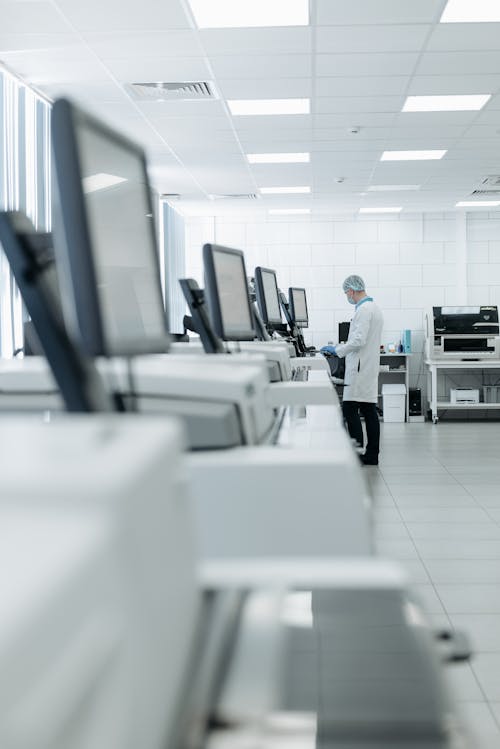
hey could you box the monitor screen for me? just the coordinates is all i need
[289,287,308,327]
[254,267,282,326]
[203,244,255,341]
[51,98,169,357]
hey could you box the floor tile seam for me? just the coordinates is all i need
[434,608,500,614]
[397,515,455,621]
[473,501,500,528]
[377,431,485,635]
[438,455,483,501]
[469,663,499,706]
[398,516,490,522]
[460,699,500,735]
[487,700,500,731]
[451,643,500,655]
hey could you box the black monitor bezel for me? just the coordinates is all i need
[254,266,283,327]
[289,286,309,328]
[0,211,114,413]
[202,243,255,342]
[178,278,225,354]
[51,97,170,357]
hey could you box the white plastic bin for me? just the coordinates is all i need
[382,383,406,423]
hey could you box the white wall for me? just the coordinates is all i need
[184,210,500,404]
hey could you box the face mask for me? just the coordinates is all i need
[347,292,356,305]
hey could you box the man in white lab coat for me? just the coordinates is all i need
[329,276,384,465]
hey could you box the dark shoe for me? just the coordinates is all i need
[360,455,379,466]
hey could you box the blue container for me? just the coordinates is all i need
[402,329,411,353]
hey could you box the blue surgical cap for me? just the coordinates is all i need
[342,275,365,292]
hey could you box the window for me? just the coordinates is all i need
[159,200,186,335]
[0,66,51,357]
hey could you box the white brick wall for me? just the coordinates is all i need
[183,211,500,403]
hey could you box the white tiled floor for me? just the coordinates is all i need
[369,422,500,747]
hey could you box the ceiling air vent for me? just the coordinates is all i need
[161,193,181,201]
[471,175,500,196]
[209,193,260,200]
[127,81,216,101]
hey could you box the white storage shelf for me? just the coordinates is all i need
[435,402,500,409]
[425,359,500,423]
[379,354,411,422]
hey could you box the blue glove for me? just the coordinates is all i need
[320,344,337,356]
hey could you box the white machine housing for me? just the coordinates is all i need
[450,388,480,404]
[0,416,198,749]
[0,353,337,448]
[0,356,275,449]
[426,305,500,360]
[170,340,290,382]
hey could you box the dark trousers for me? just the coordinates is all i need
[342,400,380,460]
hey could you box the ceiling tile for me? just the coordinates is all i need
[0,2,72,32]
[0,32,79,51]
[100,57,211,83]
[148,164,207,198]
[217,78,312,99]
[210,54,311,79]
[82,30,203,58]
[427,24,500,52]
[133,99,227,119]
[1,47,109,85]
[313,113,396,128]
[247,165,310,183]
[393,111,479,127]
[316,76,410,97]
[189,166,255,194]
[238,136,314,151]
[416,51,500,76]
[389,125,467,139]
[200,27,311,56]
[311,139,388,151]
[483,94,500,110]
[408,74,500,95]
[316,0,442,25]
[53,0,191,32]
[315,96,404,114]
[474,109,500,124]
[316,52,419,77]
[462,125,500,139]
[39,80,129,102]
[316,25,431,54]
[233,114,312,132]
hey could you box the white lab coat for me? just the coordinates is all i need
[335,298,383,403]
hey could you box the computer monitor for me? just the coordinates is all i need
[254,267,283,330]
[289,287,309,328]
[178,278,226,354]
[0,211,114,412]
[203,244,255,342]
[51,98,169,357]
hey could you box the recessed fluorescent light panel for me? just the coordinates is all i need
[456,201,500,207]
[359,207,402,214]
[268,208,310,215]
[368,185,420,192]
[441,0,500,23]
[188,0,309,28]
[260,186,311,194]
[403,95,491,112]
[228,99,310,116]
[83,173,127,193]
[381,150,447,161]
[247,152,310,164]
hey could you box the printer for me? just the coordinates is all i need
[426,305,500,360]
